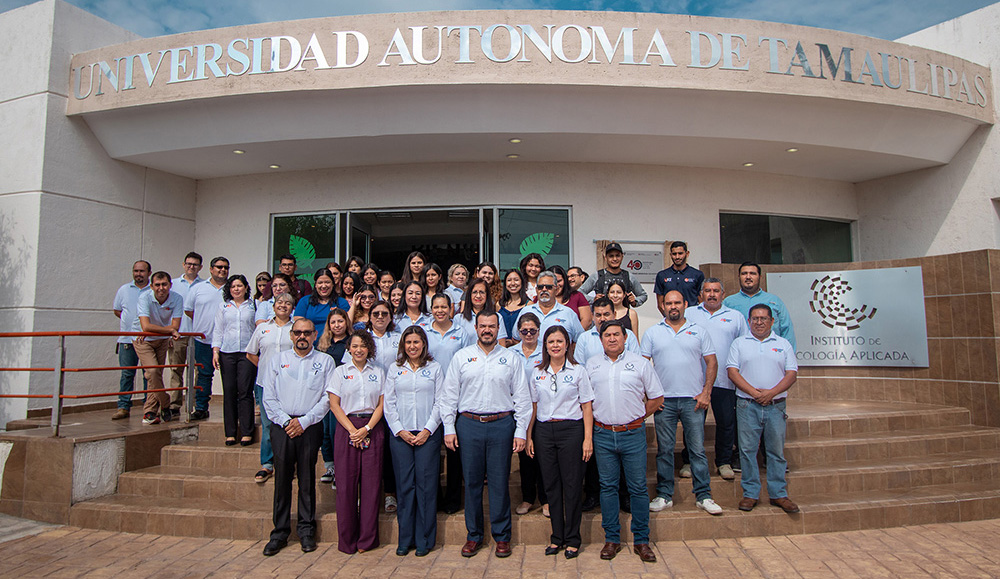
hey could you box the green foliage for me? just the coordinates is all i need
[288,235,316,271]
[519,232,554,258]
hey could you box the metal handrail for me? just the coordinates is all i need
[0,331,205,436]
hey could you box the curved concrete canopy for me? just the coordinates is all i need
[69,11,993,182]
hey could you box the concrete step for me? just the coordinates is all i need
[71,479,1000,544]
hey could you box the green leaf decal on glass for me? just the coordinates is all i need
[519,232,554,258]
[288,235,316,271]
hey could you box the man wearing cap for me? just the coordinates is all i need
[654,241,704,317]
[579,242,647,307]
[587,320,663,563]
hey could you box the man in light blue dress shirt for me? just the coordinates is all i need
[111,260,151,420]
[723,262,796,351]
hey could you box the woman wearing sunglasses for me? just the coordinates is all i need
[348,285,379,330]
[526,325,594,559]
[510,313,548,518]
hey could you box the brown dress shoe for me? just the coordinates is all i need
[599,542,622,560]
[738,497,758,511]
[495,541,512,558]
[461,540,483,557]
[633,543,657,562]
[111,408,130,420]
[770,497,800,513]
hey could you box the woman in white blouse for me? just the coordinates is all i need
[246,293,295,482]
[383,326,444,557]
[526,325,594,559]
[327,330,385,554]
[212,274,257,447]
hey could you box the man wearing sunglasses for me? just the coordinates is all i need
[184,256,229,419]
[513,271,585,348]
[261,319,336,556]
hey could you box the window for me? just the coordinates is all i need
[497,208,571,271]
[720,213,852,264]
[270,213,338,279]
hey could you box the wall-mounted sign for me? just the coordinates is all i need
[767,267,928,367]
[623,250,662,284]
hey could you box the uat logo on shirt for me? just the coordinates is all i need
[467,357,477,362]
[280,364,290,369]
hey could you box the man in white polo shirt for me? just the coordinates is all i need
[681,278,749,480]
[184,256,228,420]
[587,320,663,563]
[641,290,722,516]
[111,260,151,420]
[727,303,799,514]
[135,271,183,425]
[513,271,585,346]
[167,251,203,419]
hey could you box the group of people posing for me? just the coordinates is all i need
[112,240,799,562]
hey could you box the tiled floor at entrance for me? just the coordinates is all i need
[1,518,998,577]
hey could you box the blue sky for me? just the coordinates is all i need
[1,0,996,40]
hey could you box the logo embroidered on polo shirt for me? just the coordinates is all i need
[624,363,635,371]
[771,348,784,353]
[499,357,508,365]
[368,374,378,381]
[420,369,431,377]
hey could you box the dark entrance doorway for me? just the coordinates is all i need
[348,209,480,276]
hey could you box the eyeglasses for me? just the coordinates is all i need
[184,262,201,267]
[359,295,376,300]
[371,311,390,318]
[550,372,559,393]
[519,328,538,336]
[212,265,229,270]
[291,330,314,336]
[536,284,554,290]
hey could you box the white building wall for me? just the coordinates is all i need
[856,3,1000,260]
[196,162,857,330]
[0,0,197,424]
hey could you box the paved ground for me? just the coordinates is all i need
[0,517,998,577]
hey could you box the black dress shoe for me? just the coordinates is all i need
[190,409,210,421]
[564,547,579,559]
[415,548,431,557]
[443,503,461,515]
[263,538,287,556]
[396,546,411,556]
[545,544,562,556]
[300,536,317,553]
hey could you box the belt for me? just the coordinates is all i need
[348,413,373,419]
[594,417,644,432]
[460,411,512,423]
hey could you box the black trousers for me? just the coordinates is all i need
[381,420,396,494]
[533,420,585,548]
[270,421,323,541]
[219,352,256,438]
[518,450,548,505]
[441,447,463,510]
[681,387,738,467]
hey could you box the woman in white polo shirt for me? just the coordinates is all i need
[246,293,295,482]
[212,274,257,446]
[526,325,594,559]
[328,330,385,554]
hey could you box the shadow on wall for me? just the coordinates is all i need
[0,210,32,425]
[857,123,992,260]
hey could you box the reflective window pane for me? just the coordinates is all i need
[720,213,852,264]
[271,213,338,280]
[498,208,570,271]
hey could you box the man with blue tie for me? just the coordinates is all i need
[441,311,531,559]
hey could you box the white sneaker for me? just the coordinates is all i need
[649,497,672,512]
[697,498,723,515]
[679,463,692,478]
[385,495,397,513]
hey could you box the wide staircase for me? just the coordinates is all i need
[68,398,1000,544]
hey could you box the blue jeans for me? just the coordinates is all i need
[593,426,649,544]
[254,384,274,470]
[737,398,788,500]
[192,340,214,411]
[653,397,712,501]
[321,411,335,468]
[455,414,515,543]
[117,343,147,409]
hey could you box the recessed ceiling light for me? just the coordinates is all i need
[268,164,280,169]
[506,154,520,159]
[233,149,245,154]
[742,162,754,167]
[786,147,799,153]
[509,138,522,144]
